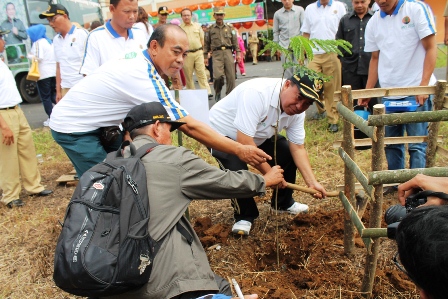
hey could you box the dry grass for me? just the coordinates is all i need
[0,117,447,298]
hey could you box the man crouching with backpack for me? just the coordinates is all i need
[104,102,283,299]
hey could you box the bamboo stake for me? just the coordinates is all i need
[338,192,372,250]
[334,84,446,100]
[368,167,448,185]
[341,86,356,256]
[337,102,376,141]
[332,135,443,148]
[368,110,448,127]
[361,104,385,297]
[338,147,374,199]
[426,80,447,167]
[361,228,387,238]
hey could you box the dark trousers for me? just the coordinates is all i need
[37,76,56,118]
[171,274,232,299]
[211,135,296,223]
[342,69,379,109]
[208,56,213,82]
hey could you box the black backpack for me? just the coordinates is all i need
[53,142,160,297]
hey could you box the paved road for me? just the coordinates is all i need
[23,61,446,129]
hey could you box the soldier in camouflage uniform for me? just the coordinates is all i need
[204,7,240,102]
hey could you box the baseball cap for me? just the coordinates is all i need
[39,4,68,19]
[158,6,169,15]
[213,7,225,14]
[124,102,186,132]
[289,73,324,108]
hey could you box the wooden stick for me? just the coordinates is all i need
[286,182,339,197]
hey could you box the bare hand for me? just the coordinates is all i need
[415,94,428,106]
[2,127,14,145]
[204,58,209,66]
[308,182,327,199]
[358,98,370,107]
[398,174,448,206]
[56,91,62,103]
[12,27,18,35]
[263,165,284,187]
[236,55,241,63]
[236,145,272,167]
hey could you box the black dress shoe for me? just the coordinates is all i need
[328,124,338,133]
[208,94,213,98]
[7,199,24,209]
[36,189,53,196]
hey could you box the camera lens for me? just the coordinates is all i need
[384,204,407,225]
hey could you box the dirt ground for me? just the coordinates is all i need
[0,146,426,299]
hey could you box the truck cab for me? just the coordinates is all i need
[1,0,103,103]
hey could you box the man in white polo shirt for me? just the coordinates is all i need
[209,73,327,236]
[301,0,346,133]
[359,0,436,193]
[79,0,147,76]
[50,25,270,177]
[39,4,88,102]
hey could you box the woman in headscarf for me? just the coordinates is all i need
[27,24,56,126]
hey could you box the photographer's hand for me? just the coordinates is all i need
[398,174,448,206]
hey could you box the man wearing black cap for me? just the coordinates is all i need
[204,7,240,101]
[153,6,169,29]
[104,102,283,299]
[39,4,88,102]
[209,74,327,236]
[0,30,52,209]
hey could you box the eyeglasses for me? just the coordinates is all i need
[47,14,62,23]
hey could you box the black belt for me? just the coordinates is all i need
[0,105,17,110]
[214,46,232,51]
[189,47,203,53]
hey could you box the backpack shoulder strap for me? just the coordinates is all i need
[134,142,158,159]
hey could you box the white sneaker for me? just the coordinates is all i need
[43,118,50,126]
[232,220,252,236]
[274,202,309,215]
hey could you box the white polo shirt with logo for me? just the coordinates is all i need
[301,0,346,54]
[50,50,188,133]
[53,25,88,88]
[364,0,436,92]
[209,78,305,146]
[79,20,147,76]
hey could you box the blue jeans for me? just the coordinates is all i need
[37,77,56,118]
[383,96,432,170]
[51,128,122,177]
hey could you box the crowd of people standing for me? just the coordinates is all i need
[0,0,444,297]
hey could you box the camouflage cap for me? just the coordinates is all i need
[213,7,225,14]
[289,73,324,108]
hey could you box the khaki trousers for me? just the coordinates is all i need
[0,106,44,204]
[212,49,236,99]
[183,50,211,94]
[308,53,341,124]
[250,44,258,63]
[61,87,70,98]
